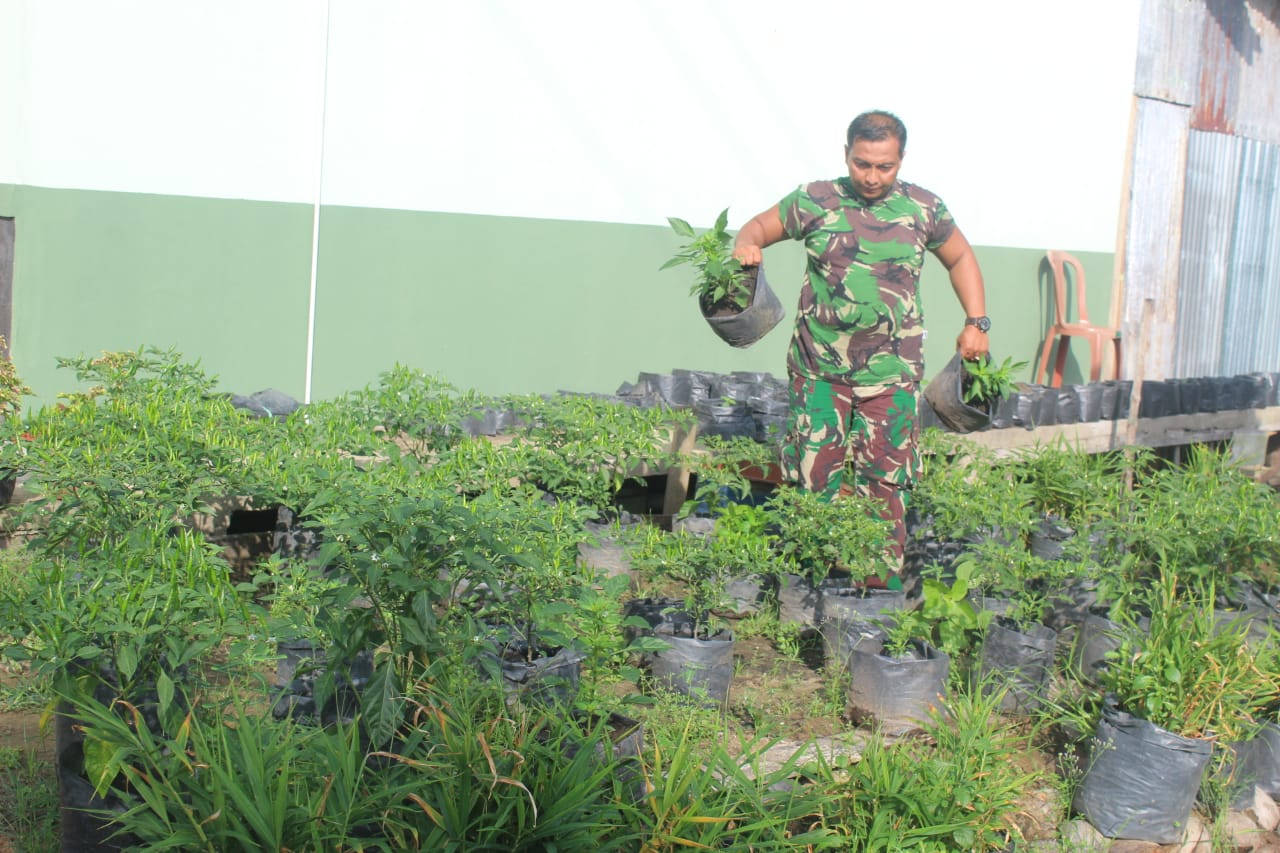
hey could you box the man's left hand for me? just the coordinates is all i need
[957,325,989,361]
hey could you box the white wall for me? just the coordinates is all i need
[0,0,326,202]
[1,0,1141,251]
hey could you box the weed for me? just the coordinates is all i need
[808,665,850,721]
[634,686,733,759]
[810,687,1043,850]
[0,743,58,852]
[0,670,48,712]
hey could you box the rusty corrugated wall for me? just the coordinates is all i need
[1123,0,1280,379]
[1177,132,1280,377]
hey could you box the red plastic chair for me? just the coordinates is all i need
[1036,250,1122,387]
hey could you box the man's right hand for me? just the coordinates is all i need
[733,205,785,267]
[733,244,763,266]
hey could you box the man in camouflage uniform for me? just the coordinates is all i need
[733,111,990,587]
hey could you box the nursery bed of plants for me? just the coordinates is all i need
[0,347,1279,851]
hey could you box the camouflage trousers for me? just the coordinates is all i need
[780,375,920,576]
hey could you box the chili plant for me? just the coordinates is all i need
[661,209,754,311]
[1125,444,1280,587]
[961,355,1027,407]
[303,481,499,746]
[767,484,894,586]
[505,393,687,517]
[467,486,596,663]
[913,432,1034,545]
[884,560,992,663]
[1099,570,1280,741]
[0,335,30,420]
[12,348,266,553]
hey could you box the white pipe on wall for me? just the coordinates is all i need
[304,0,333,405]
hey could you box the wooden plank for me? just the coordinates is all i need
[963,406,1280,457]
[661,423,700,516]
[1109,94,1138,352]
[1124,98,1191,379]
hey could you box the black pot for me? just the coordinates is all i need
[491,644,585,708]
[577,711,647,804]
[1044,576,1100,632]
[647,629,735,708]
[693,397,755,439]
[701,264,785,349]
[1172,378,1202,415]
[1138,380,1178,419]
[276,638,323,686]
[816,587,906,668]
[624,599,735,707]
[1221,375,1256,411]
[1113,380,1134,419]
[922,353,991,433]
[1097,381,1120,420]
[724,573,772,616]
[1239,372,1275,409]
[1225,722,1280,806]
[978,617,1057,714]
[1054,387,1081,425]
[1074,383,1105,422]
[1029,515,1076,561]
[272,645,375,726]
[776,573,825,626]
[846,636,950,736]
[989,391,1018,430]
[55,704,140,853]
[1012,385,1044,428]
[1073,703,1212,844]
[1069,609,1137,685]
[1034,386,1061,426]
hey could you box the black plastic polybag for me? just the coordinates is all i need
[1073,701,1212,843]
[846,636,950,736]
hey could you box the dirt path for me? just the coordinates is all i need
[0,709,51,755]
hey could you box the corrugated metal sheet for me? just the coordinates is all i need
[1194,0,1241,133]
[1174,131,1238,377]
[1220,136,1280,373]
[1193,0,1280,140]
[1175,131,1280,377]
[1124,1,1280,381]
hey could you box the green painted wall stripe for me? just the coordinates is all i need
[1,184,1116,408]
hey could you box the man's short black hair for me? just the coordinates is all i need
[847,111,907,155]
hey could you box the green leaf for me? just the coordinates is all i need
[83,735,117,797]
[361,662,403,747]
[116,643,139,682]
[713,208,730,232]
[667,217,696,238]
[156,669,175,715]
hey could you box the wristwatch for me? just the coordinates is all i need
[965,316,991,333]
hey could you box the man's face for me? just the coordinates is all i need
[844,137,903,201]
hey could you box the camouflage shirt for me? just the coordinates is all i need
[779,177,956,386]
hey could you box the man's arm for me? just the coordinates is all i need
[933,229,990,361]
[732,205,787,266]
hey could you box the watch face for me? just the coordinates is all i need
[971,316,991,333]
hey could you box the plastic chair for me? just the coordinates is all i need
[1036,250,1122,387]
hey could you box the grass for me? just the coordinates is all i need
[0,665,48,713]
[0,744,58,852]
